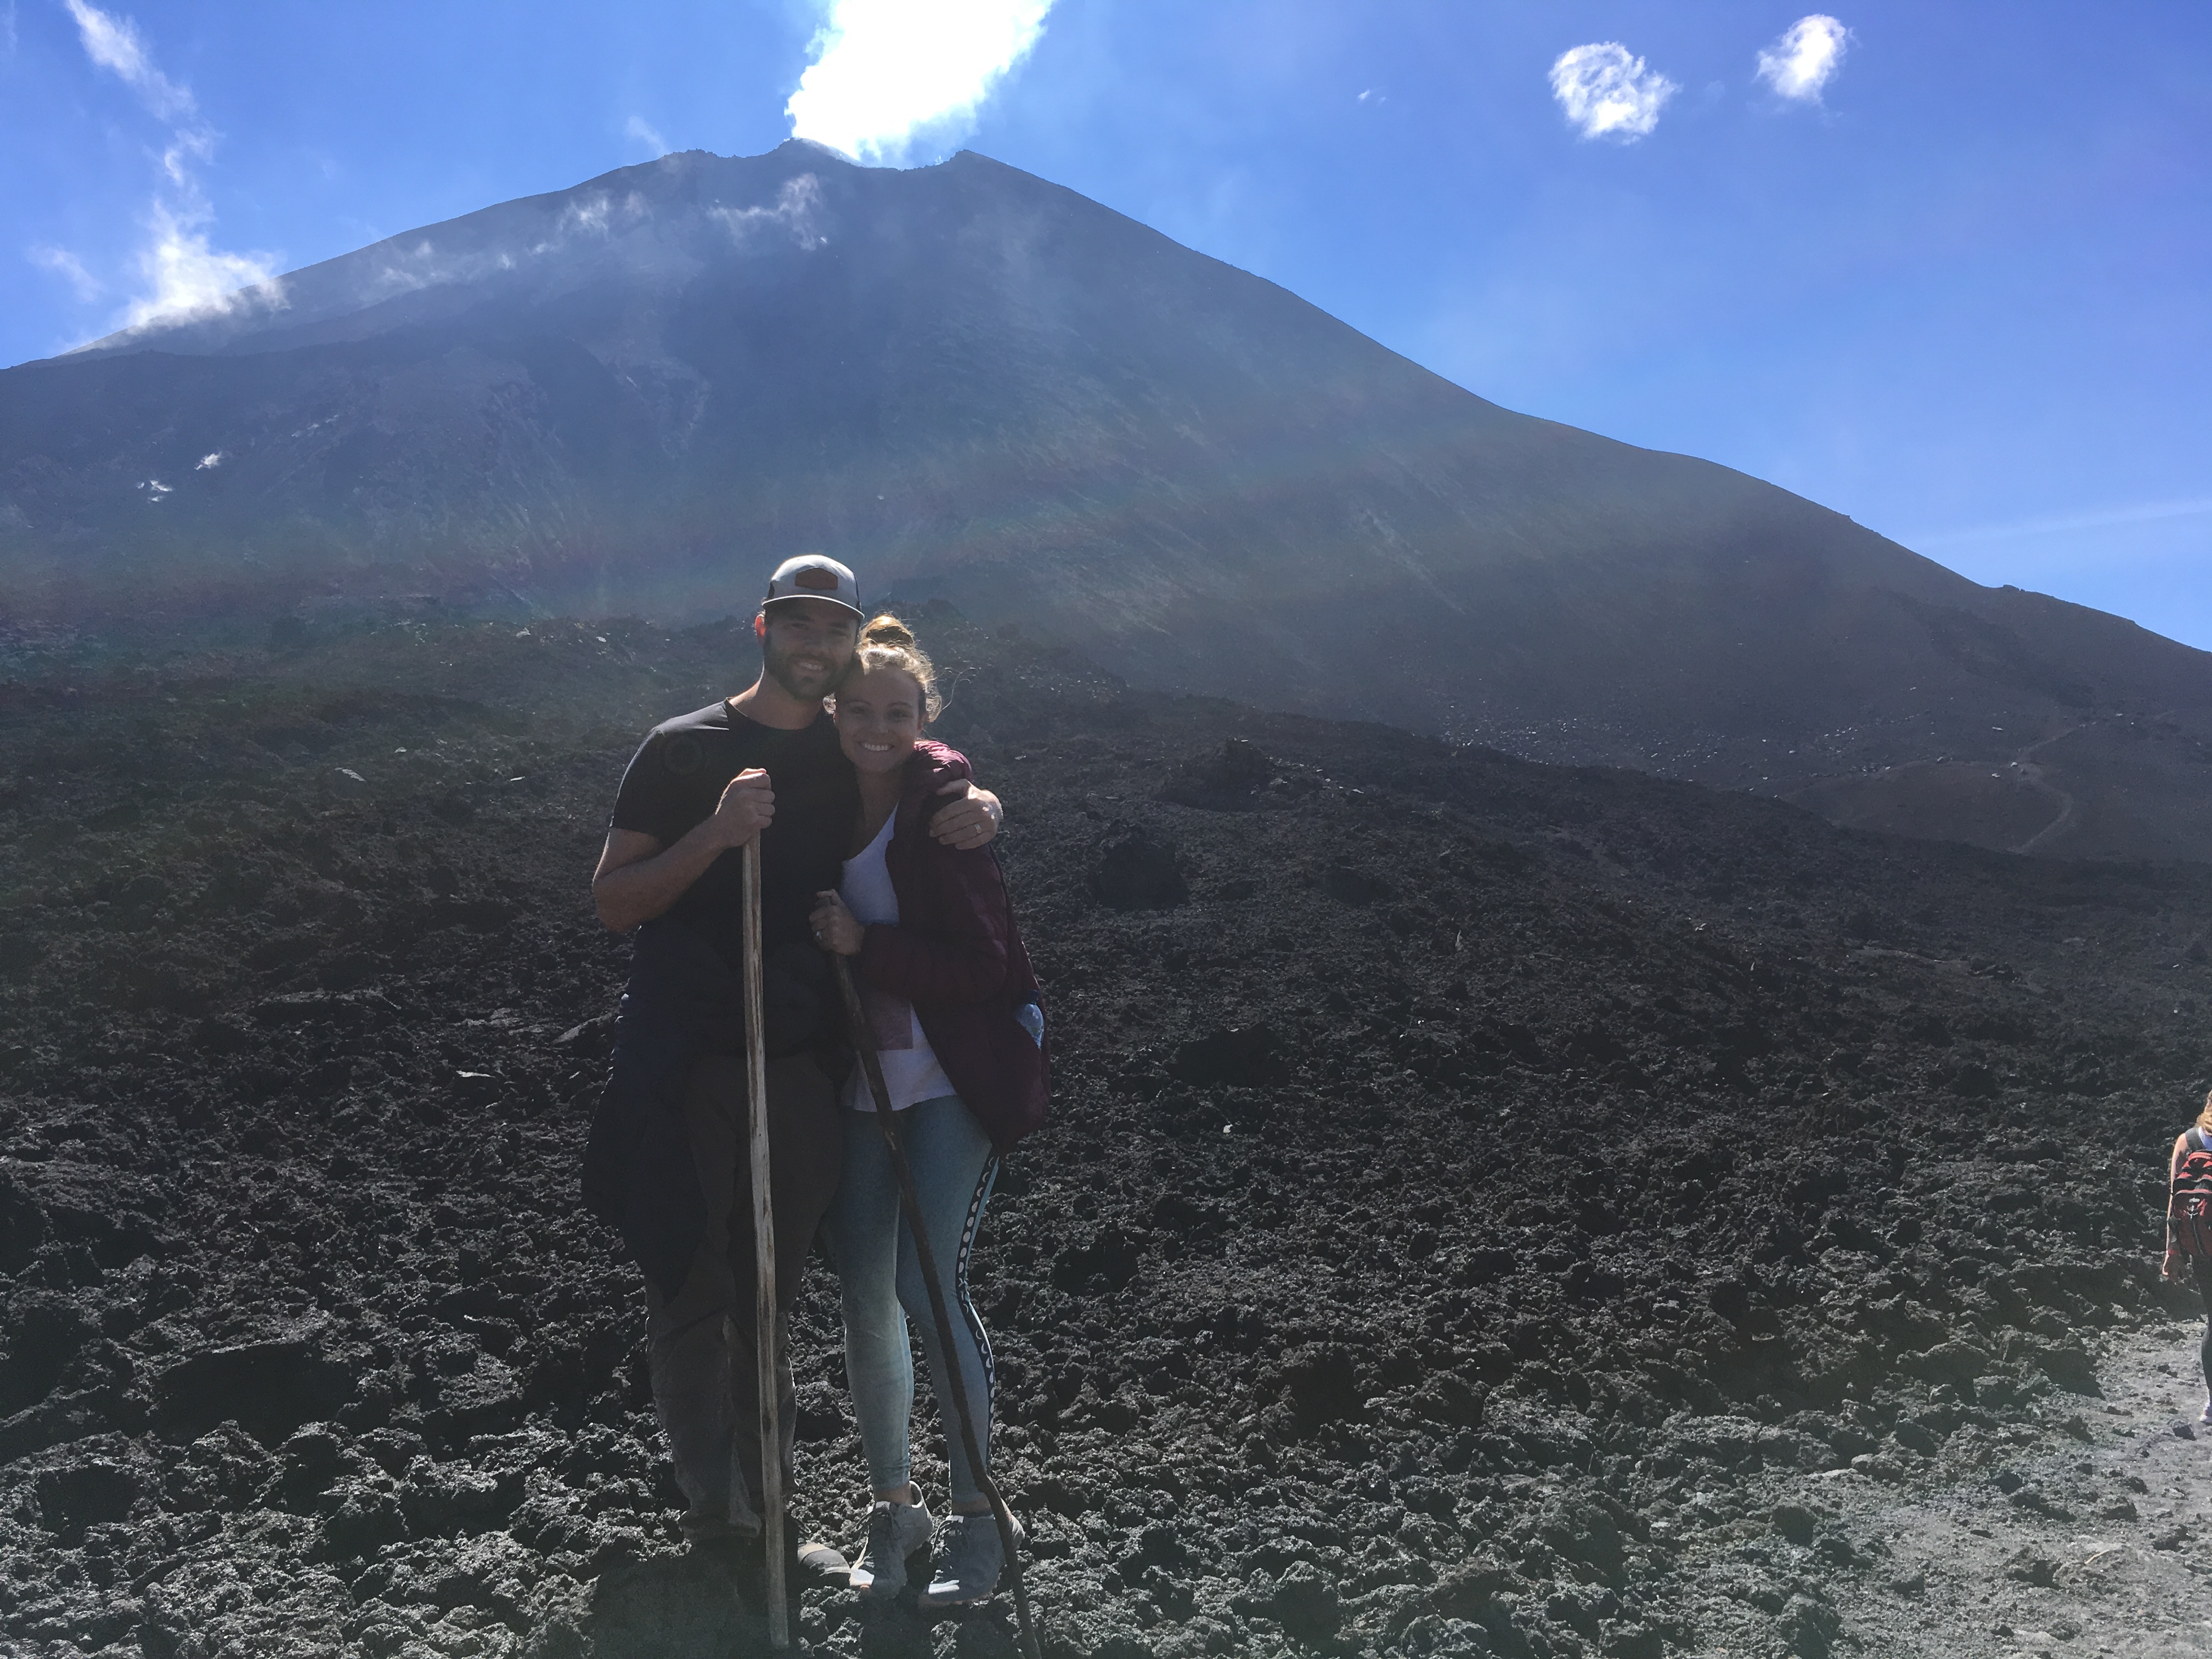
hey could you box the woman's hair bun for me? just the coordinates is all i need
[842,613,943,720]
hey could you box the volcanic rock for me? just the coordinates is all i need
[154,1329,354,1442]
[1089,831,1186,911]
[1168,1025,1284,1087]
[1160,740,1280,812]
[0,611,2208,1656]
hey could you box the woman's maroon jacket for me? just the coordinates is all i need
[855,741,1048,1151]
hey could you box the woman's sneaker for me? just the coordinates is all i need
[849,1493,933,1599]
[919,1511,1020,1607]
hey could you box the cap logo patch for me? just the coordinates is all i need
[794,567,839,591]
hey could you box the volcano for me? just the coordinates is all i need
[4,140,2210,861]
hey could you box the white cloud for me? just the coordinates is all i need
[158,125,213,187]
[786,0,1053,166]
[195,452,222,469]
[1756,15,1850,103]
[65,0,193,120]
[62,1,285,335]
[625,115,668,157]
[1550,42,1678,142]
[29,244,103,302]
[120,198,281,331]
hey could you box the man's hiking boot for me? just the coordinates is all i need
[918,1509,1022,1607]
[2199,1399,2212,1427]
[682,1513,761,1568]
[849,1492,933,1599]
[723,1518,848,1608]
[677,1474,764,1554]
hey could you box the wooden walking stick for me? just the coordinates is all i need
[740,838,791,1650]
[831,957,1042,1659]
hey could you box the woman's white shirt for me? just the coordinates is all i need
[839,811,955,1113]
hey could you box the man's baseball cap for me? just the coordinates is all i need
[763,555,864,619]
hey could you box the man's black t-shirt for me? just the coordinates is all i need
[609,702,858,962]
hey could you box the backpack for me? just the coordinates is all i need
[2170,1127,2212,1256]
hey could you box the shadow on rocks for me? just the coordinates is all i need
[528,1553,767,1659]
[526,1556,1033,1659]
[833,1590,1026,1659]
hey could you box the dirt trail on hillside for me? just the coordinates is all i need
[1646,1317,2212,1659]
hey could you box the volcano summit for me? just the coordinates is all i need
[4,141,2210,861]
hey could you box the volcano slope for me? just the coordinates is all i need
[2,610,2210,1659]
[10,139,2212,865]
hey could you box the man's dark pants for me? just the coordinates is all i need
[646,1051,843,1543]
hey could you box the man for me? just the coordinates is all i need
[582,555,1001,1581]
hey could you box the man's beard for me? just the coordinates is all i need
[764,636,843,702]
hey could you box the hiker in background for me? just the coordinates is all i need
[807,616,1048,1607]
[2160,1086,2212,1426]
[581,559,1003,1577]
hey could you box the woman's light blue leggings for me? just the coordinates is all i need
[825,1094,998,1505]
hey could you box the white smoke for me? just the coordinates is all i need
[549,190,649,244]
[1550,42,1678,143]
[708,176,827,249]
[330,176,818,314]
[786,0,1053,165]
[59,0,284,334]
[1756,15,1851,103]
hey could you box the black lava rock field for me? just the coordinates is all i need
[2,610,2209,1659]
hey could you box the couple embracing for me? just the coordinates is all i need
[581,556,1045,1607]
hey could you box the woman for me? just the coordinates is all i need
[2161,1088,2212,1425]
[807,616,1047,1606]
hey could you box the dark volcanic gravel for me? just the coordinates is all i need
[2,610,2209,1659]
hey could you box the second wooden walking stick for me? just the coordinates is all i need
[740,838,790,1650]
[831,956,1042,1659]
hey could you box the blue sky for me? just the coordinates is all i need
[3,1,2207,646]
